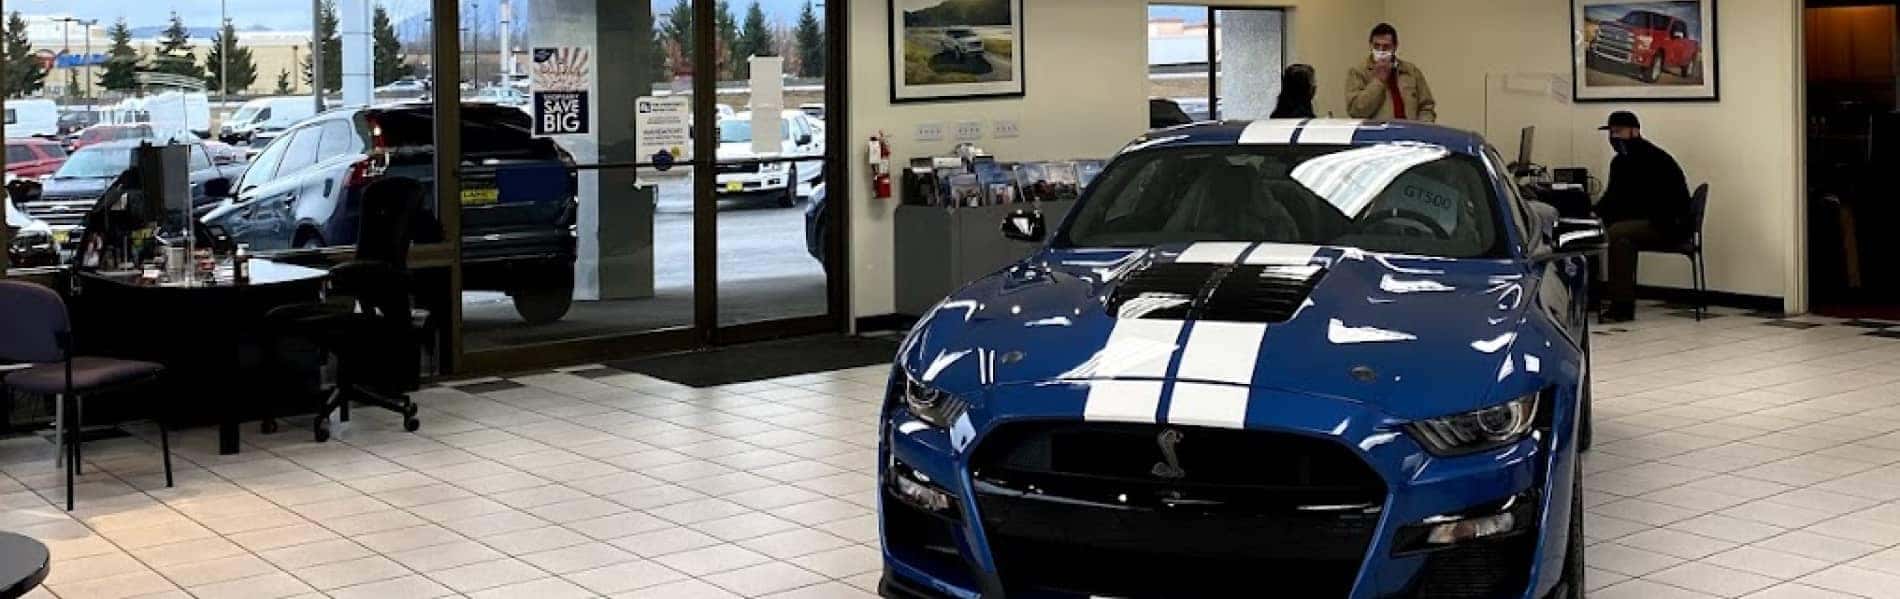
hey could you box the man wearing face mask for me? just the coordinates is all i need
[1346,23,1436,122]
[1594,111,1692,323]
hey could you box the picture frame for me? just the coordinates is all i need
[889,0,1027,103]
[1571,0,1719,102]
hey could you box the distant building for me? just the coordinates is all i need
[19,13,313,97]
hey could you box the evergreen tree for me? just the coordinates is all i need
[715,1,739,80]
[648,25,669,87]
[302,0,342,92]
[733,1,776,80]
[2,12,46,98]
[372,5,413,85]
[149,12,202,79]
[98,19,142,92]
[275,69,293,94]
[65,69,82,98]
[794,1,824,78]
[662,0,693,53]
[203,22,258,94]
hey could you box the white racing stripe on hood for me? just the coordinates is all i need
[1240,119,1304,144]
[1175,321,1267,385]
[1095,319,1183,378]
[1174,242,1255,264]
[1167,382,1250,429]
[1085,380,1165,424]
[1242,243,1321,266]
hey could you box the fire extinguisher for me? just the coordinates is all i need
[869,132,893,200]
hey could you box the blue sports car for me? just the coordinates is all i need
[878,119,1607,599]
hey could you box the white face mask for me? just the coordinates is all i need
[1372,50,1396,63]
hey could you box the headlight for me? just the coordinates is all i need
[1405,395,1539,456]
[901,374,968,429]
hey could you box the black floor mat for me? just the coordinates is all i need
[604,335,900,388]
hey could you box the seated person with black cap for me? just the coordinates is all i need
[1595,110,1692,323]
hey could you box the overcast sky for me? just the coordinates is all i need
[13,0,826,32]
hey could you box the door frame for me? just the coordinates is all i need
[444,0,852,376]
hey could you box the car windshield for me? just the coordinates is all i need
[54,147,133,179]
[717,119,791,144]
[1620,12,1653,26]
[231,105,263,123]
[1060,144,1506,258]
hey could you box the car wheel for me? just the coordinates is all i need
[1557,463,1586,599]
[1645,55,1663,83]
[779,166,799,208]
[1685,56,1701,79]
[1580,329,1595,453]
[293,229,324,250]
[512,286,573,325]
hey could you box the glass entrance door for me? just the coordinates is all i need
[451,0,843,371]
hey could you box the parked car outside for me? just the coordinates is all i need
[713,110,826,208]
[199,102,580,324]
[220,97,321,145]
[3,99,59,138]
[6,138,69,179]
[20,139,242,250]
[5,180,59,268]
[1589,10,1701,82]
[804,181,827,267]
[57,109,102,136]
[69,124,157,152]
[878,119,1604,599]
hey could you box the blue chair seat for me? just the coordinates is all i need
[4,358,164,396]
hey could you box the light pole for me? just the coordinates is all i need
[221,0,230,105]
[81,20,96,100]
[55,17,77,97]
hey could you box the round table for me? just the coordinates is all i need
[0,532,48,599]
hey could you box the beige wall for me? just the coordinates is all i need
[1387,0,1803,308]
[845,0,1386,320]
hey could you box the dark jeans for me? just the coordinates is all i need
[1603,219,1679,309]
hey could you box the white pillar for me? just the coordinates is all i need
[340,0,374,107]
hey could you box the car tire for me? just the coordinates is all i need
[1685,56,1701,79]
[1559,464,1586,599]
[294,228,324,250]
[779,166,799,208]
[1580,328,1595,453]
[1644,55,1663,83]
[512,285,574,325]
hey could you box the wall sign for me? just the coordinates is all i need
[532,46,594,135]
[636,96,692,169]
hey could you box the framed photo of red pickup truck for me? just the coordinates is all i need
[1572,0,1719,102]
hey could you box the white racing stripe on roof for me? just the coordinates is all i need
[1085,380,1166,424]
[1296,119,1364,145]
[1174,242,1255,264]
[1166,382,1251,430]
[1239,120,1304,144]
[1242,243,1321,266]
[1175,321,1267,385]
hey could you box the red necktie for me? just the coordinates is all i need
[1387,69,1407,120]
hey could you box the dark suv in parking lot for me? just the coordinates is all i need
[200,102,580,323]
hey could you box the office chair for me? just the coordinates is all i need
[268,177,425,442]
[1647,184,1711,321]
[0,280,170,511]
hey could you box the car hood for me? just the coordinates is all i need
[896,243,1538,420]
[717,142,784,160]
[39,177,112,201]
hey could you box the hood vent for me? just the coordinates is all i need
[1107,261,1326,324]
[1201,265,1325,324]
[1106,262,1220,320]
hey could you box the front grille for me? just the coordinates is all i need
[715,162,760,175]
[1404,532,1538,599]
[21,201,92,229]
[972,423,1385,597]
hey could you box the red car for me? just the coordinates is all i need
[67,123,155,152]
[1589,10,1702,83]
[5,138,67,179]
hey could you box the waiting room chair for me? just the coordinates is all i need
[268,177,425,442]
[1645,183,1711,321]
[0,280,170,511]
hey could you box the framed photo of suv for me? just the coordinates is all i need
[889,0,1026,103]
[1572,0,1718,102]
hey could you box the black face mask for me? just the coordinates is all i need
[1609,136,1628,154]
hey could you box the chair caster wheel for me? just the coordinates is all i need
[314,419,331,443]
[404,404,419,419]
[404,418,421,433]
[261,419,279,435]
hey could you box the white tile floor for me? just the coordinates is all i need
[5,305,1900,598]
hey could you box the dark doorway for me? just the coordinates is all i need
[1806,2,1900,318]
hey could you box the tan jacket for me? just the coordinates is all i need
[1346,58,1437,122]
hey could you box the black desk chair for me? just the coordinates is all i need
[1644,183,1711,321]
[0,280,171,511]
[269,177,425,442]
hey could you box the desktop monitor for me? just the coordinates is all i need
[1515,126,1536,175]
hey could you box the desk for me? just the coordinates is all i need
[0,532,48,599]
[1528,183,1594,219]
[72,259,328,455]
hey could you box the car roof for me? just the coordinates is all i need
[5,137,60,145]
[1127,119,1492,158]
[79,138,204,151]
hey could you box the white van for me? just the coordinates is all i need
[219,97,319,145]
[3,100,59,138]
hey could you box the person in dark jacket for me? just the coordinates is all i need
[1594,111,1692,322]
[1272,64,1317,119]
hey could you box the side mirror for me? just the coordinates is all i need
[6,180,42,205]
[1544,217,1608,259]
[1001,209,1047,242]
[1671,30,1686,39]
[796,134,814,146]
[203,177,233,199]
